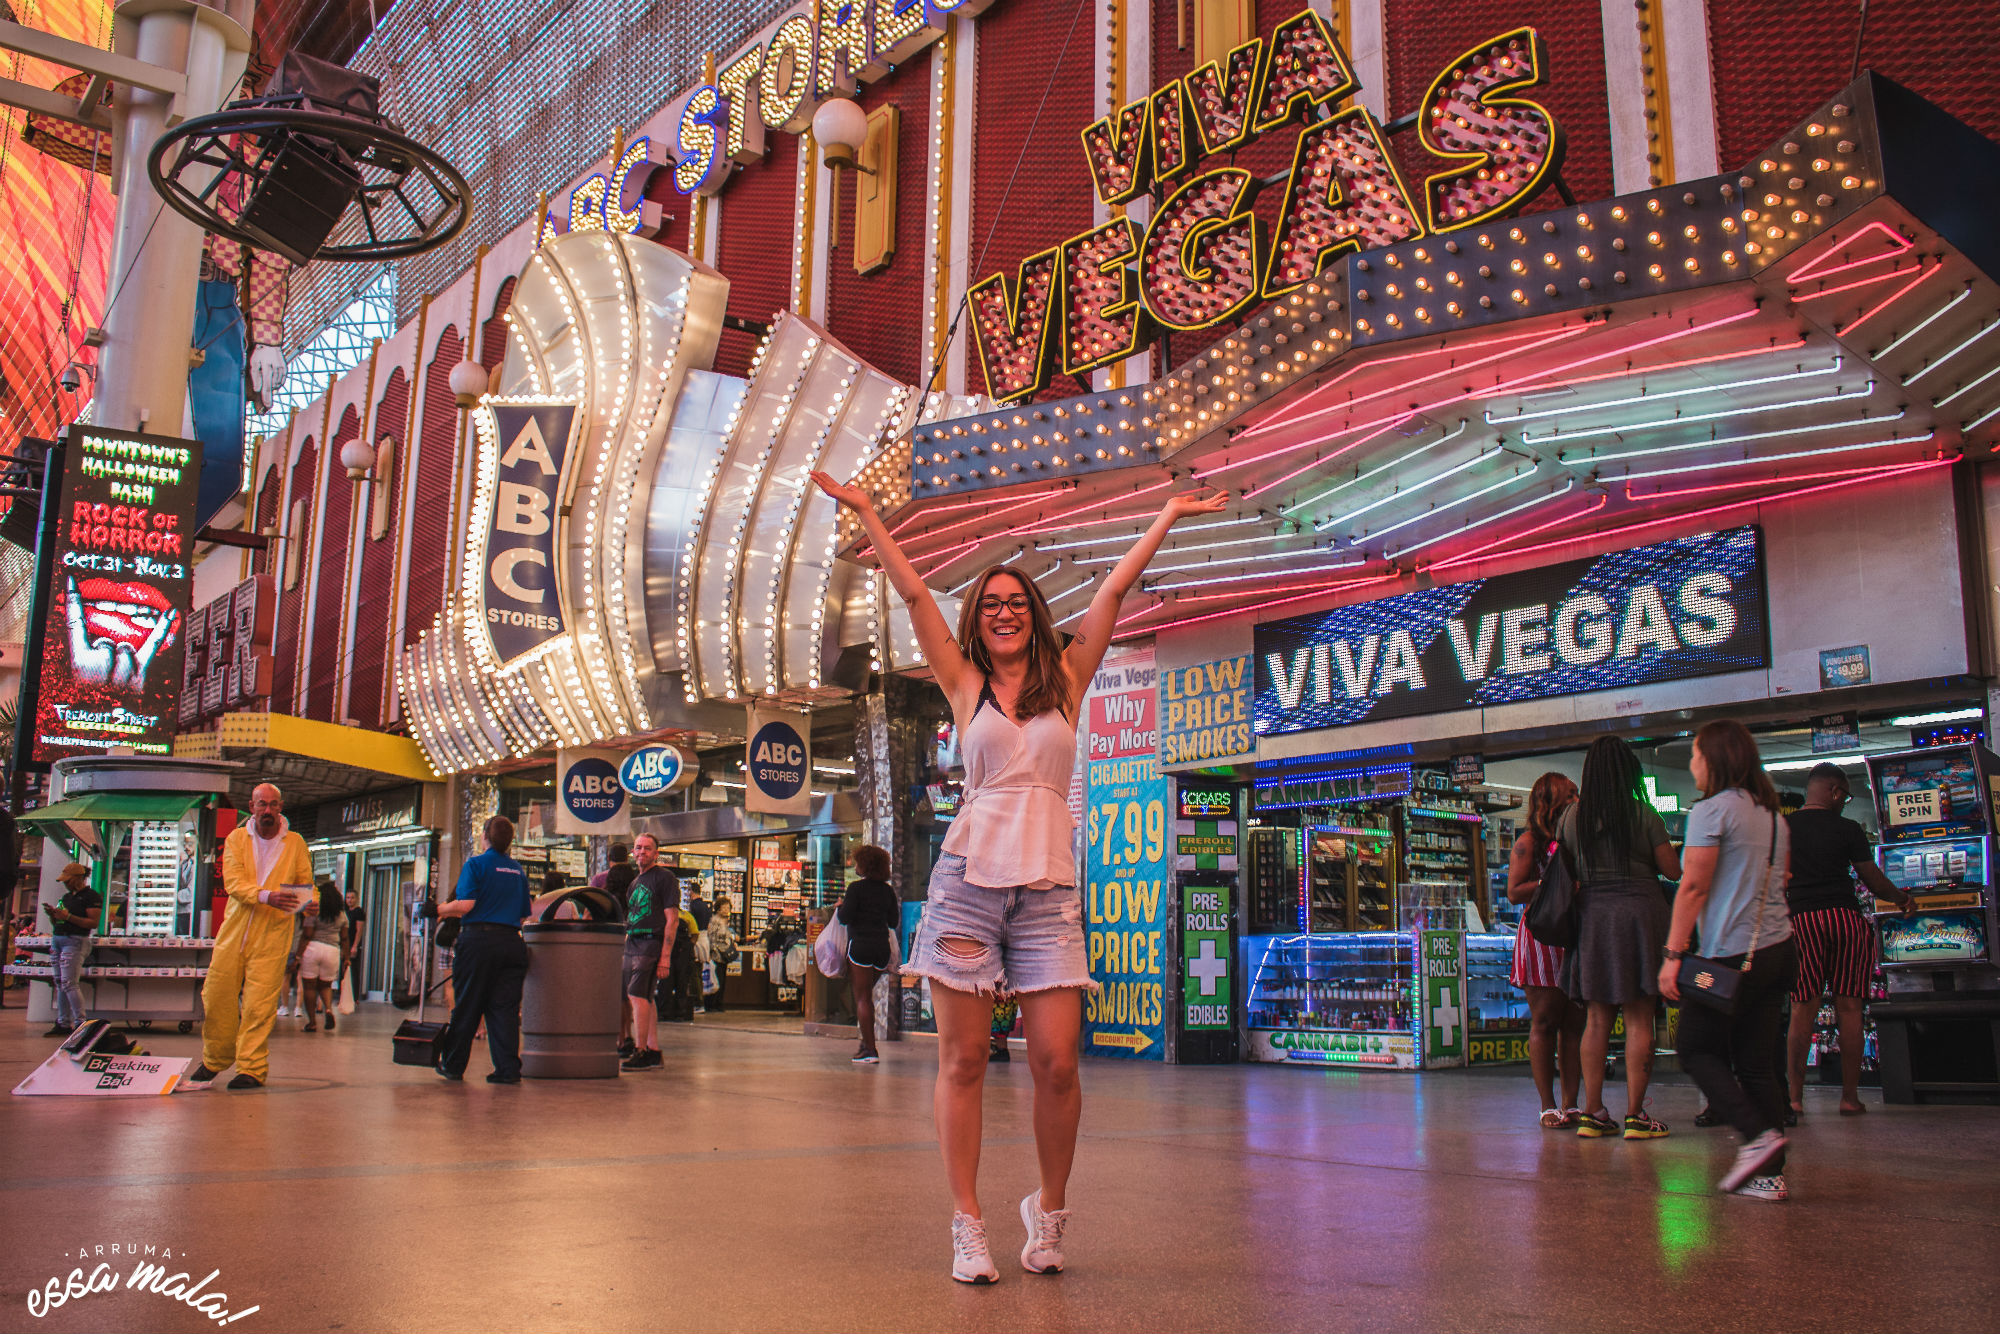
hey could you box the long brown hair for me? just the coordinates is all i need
[954,565,1071,719]
[1692,719,1779,811]
[1526,772,1578,847]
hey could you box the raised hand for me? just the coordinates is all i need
[64,576,115,685]
[809,470,873,512]
[1161,487,1231,522]
[114,605,179,691]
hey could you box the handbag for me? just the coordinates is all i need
[813,917,850,978]
[1676,805,1781,1015]
[1524,838,1581,950]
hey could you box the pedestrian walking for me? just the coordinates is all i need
[291,878,350,1032]
[339,888,366,1007]
[435,816,532,1084]
[591,842,630,890]
[666,903,701,1021]
[813,468,1226,1283]
[989,997,1018,1063]
[705,895,738,1013]
[619,833,678,1070]
[1560,736,1681,1140]
[190,783,315,1090]
[838,844,900,1063]
[1664,720,1797,1200]
[42,861,100,1036]
[1505,772,1583,1127]
[1784,762,1912,1119]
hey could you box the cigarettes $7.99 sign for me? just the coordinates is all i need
[1083,656,1168,1059]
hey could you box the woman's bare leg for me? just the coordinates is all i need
[931,980,994,1217]
[1017,988,1083,1210]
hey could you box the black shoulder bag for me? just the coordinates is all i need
[1675,806,1779,1015]
[1524,838,1581,950]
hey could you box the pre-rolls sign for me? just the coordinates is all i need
[1255,527,1768,737]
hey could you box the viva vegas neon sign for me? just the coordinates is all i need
[970,13,1567,404]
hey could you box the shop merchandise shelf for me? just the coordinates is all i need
[1246,933,1415,1033]
[12,930,212,1026]
[1463,932,1529,1036]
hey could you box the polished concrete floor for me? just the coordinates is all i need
[2,1003,1996,1334]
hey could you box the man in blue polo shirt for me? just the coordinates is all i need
[436,815,532,1084]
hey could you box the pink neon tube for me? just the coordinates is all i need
[1783,220,1911,285]
[1230,307,1766,501]
[1837,263,1943,338]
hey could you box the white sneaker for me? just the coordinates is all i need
[1019,1189,1069,1274]
[950,1212,998,1284]
[1719,1129,1788,1193]
[1738,1174,1788,1201]
[276,1005,290,1018]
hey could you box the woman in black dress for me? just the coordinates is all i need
[1560,736,1681,1140]
[839,844,901,1064]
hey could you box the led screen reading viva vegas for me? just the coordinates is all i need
[1254,527,1768,735]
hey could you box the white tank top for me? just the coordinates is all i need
[939,680,1077,889]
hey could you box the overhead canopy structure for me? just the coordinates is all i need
[19,790,210,829]
[863,74,2000,641]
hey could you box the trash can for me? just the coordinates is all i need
[521,888,625,1079]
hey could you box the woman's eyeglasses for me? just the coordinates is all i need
[978,595,1032,616]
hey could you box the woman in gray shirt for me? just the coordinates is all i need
[1662,719,1795,1201]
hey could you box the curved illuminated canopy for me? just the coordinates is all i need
[396,231,978,774]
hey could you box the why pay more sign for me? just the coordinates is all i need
[1083,653,1169,1060]
[1255,527,1769,737]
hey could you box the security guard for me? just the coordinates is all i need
[435,816,532,1083]
[189,783,313,1089]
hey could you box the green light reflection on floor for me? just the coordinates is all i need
[1655,1161,1714,1273]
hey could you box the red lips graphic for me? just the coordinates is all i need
[77,577,172,651]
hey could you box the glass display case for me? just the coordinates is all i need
[1243,932,1417,1067]
[1463,932,1531,1063]
[1247,827,1300,933]
[1306,806,1399,932]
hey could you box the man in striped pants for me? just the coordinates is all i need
[1784,764,1913,1118]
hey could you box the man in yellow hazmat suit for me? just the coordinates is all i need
[188,783,313,1089]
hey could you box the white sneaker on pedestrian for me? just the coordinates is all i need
[1019,1189,1069,1274]
[950,1212,998,1284]
[1719,1129,1788,1193]
[1738,1174,1788,1201]
[276,1005,290,1018]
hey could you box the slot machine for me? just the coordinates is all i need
[1862,744,2000,1103]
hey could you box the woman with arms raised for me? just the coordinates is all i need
[812,469,1224,1284]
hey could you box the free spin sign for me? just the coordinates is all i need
[969,15,1567,401]
[33,426,202,763]
[474,402,577,668]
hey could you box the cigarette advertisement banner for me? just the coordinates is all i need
[33,426,203,763]
[1157,655,1254,768]
[1254,527,1768,738]
[1082,650,1167,1061]
[478,402,575,667]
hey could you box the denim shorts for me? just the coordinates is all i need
[905,853,1096,998]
